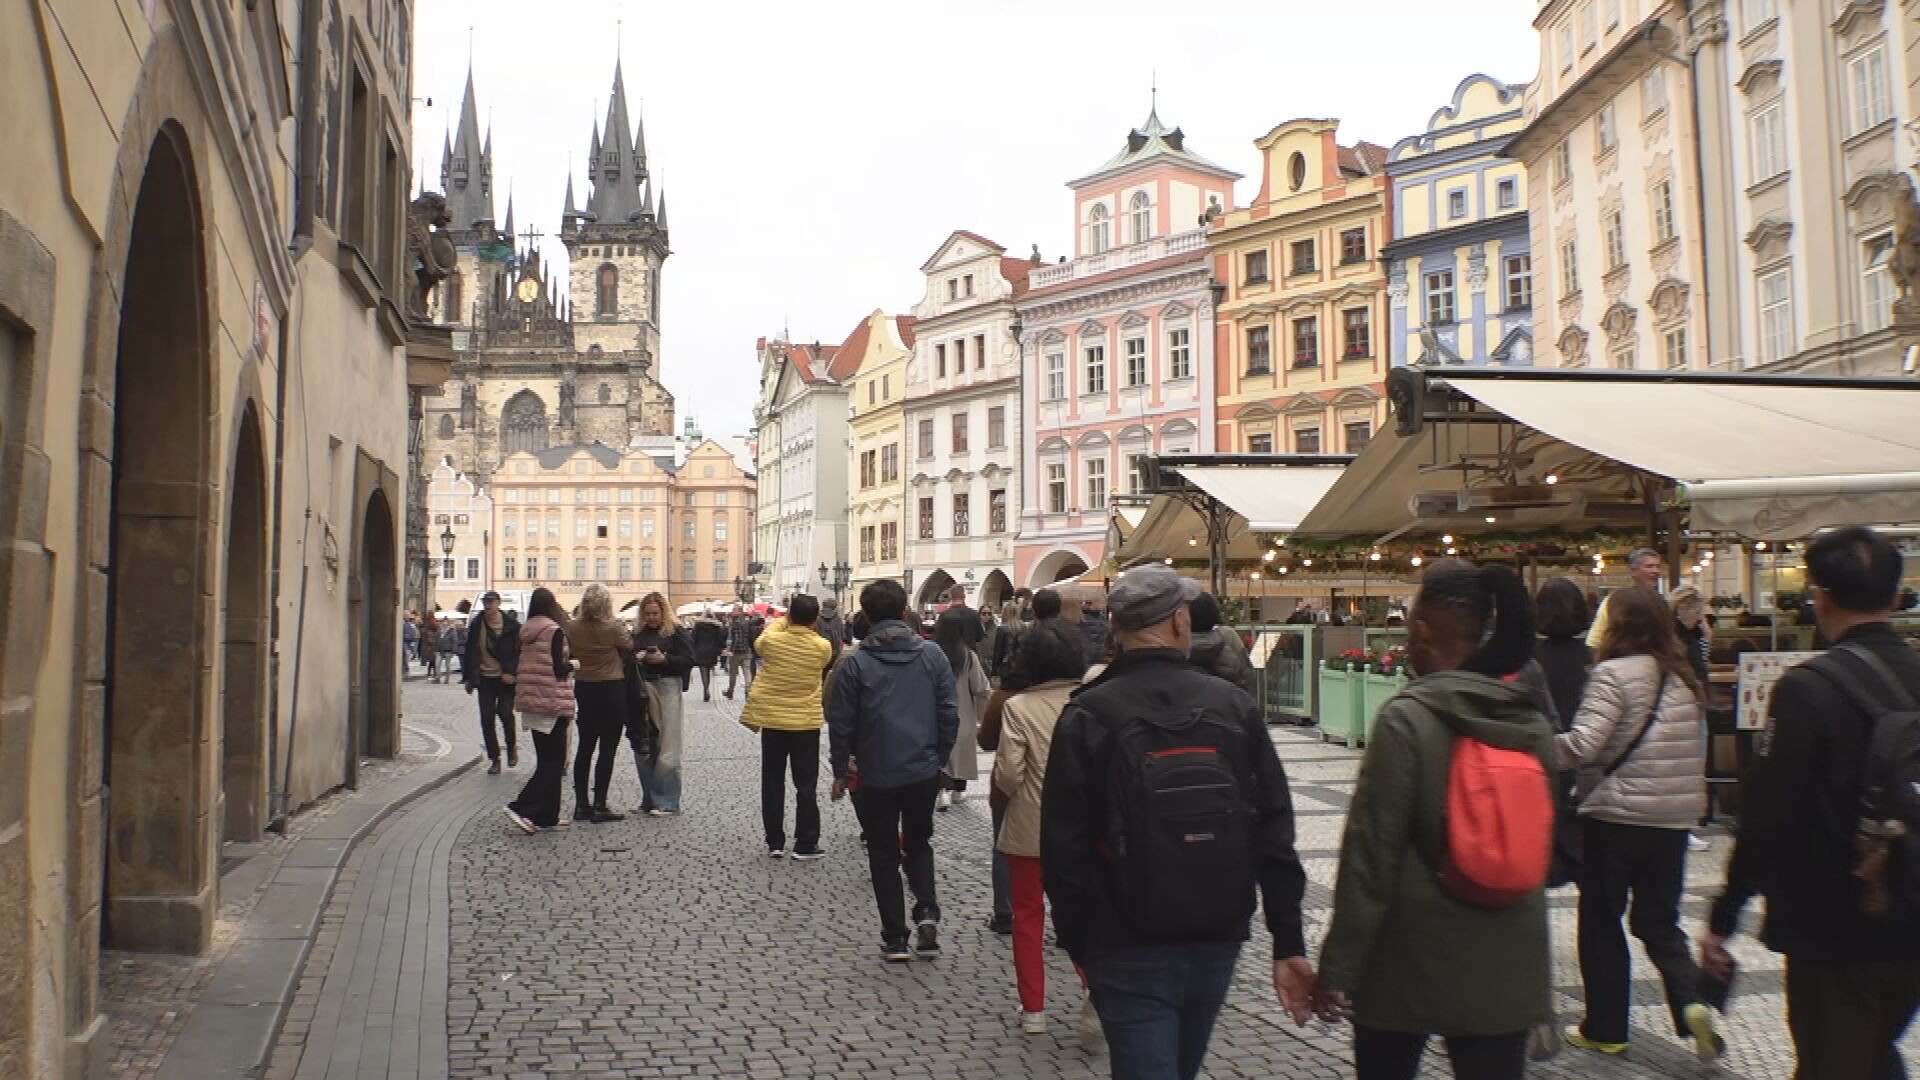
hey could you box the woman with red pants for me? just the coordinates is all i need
[992,621,1093,1040]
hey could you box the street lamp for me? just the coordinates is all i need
[732,575,754,604]
[817,560,851,602]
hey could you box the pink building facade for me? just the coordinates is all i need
[1013,109,1238,588]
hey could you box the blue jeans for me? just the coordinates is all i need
[1082,941,1241,1080]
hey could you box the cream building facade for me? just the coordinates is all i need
[428,461,495,602]
[1,0,431,1074]
[843,311,917,600]
[903,232,1031,611]
[754,338,854,598]
[1508,0,1709,372]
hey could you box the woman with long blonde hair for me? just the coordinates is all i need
[567,584,632,823]
[630,591,695,814]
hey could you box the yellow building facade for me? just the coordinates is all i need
[844,310,917,599]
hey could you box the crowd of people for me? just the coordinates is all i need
[448,525,1919,1080]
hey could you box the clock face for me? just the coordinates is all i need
[515,277,539,303]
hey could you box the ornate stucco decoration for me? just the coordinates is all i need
[1736,58,1784,98]
[1557,324,1591,367]
[1601,302,1639,345]
[1845,170,1907,229]
[1831,1,1888,50]
[1744,217,1795,261]
[1647,278,1693,325]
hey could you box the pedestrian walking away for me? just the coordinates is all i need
[1533,576,1595,889]
[742,593,833,859]
[1317,561,1554,1080]
[1042,564,1315,1080]
[827,579,959,963]
[688,606,726,702]
[935,613,991,808]
[1556,587,1722,1061]
[462,591,522,774]
[1186,591,1254,693]
[1705,526,1920,1080]
[565,584,632,824]
[631,592,695,815]
[438,618,463,682]
[816,596,848,665]
[722,604,757,699]
[504,589,576,833]
[419,616,440,682]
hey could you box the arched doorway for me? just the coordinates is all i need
[916,569,955,610]
[348,490,400,784]
[103,125,215,951]
[1029,550,1090,589]
[979,569,1014,611]
[221,406,269,842]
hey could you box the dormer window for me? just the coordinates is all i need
[1086,204,1111,255]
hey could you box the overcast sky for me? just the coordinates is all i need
[411,1,1538,442]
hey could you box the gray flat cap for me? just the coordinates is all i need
[1107,565,1201,631]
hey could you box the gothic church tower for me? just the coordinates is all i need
[435,67,510,330]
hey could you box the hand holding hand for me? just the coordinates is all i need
[1315,989,1354,1025]
[1697,932,1733,979]
[830,778,849,802]
[1272,956,1317,1026]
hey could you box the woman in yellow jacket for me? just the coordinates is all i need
[742,594,835,859]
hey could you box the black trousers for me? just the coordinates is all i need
[572,681,627,807]
[1786,954,1920,1080]
[696,662,714,698]
[1353,1027,1527,1080]
[850,775,941,946]
[473,676,517,763]
[760,728,821,850]
[508,717,571,827]
[1576,819,1700,1044]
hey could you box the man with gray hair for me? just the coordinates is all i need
[1042,565,1315,1075]
[1588,547,1665,653]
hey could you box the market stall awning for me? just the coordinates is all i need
[1294,369,1920,543]
[1119,462,1348,563]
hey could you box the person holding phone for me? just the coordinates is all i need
[630,592,695,815]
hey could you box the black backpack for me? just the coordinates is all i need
[1102,705,1257,940]
[1808,644,1920,928]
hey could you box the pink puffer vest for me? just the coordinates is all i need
[513,616,575,718]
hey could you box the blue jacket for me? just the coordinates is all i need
[826,620,958,789]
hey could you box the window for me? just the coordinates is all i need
[1553,141,1572,187]
[1084,345,1107,394]
[1643,69,1668,119]
[1340,228,1367,264]
[640,556,654,578]
[1345,421,1373,452]
[681,557,696,581]
[1604,208,1626,270]
[547,516,561,538]
[575,517,590,539]
[989,488,1007,533]
[859,526,876,563]
[1086,203,1110,254]
[1425,270,1457,325]
[963,273,975,297]
[1579,1,1597,50]
[954,338,966,369]
[918,497,934,540]
[882,374,890,399]
[1343,307,1372,358]
[1123,338,1147,387]
[1248,433,1274,454]
[946,278,958,301]
[1294,427,1322,454]
[1652,180,1676,244]
[917,417,935,460]
[503,517,516,540]
[437,413,454,439]
[1245,325,1272,374]
[1663,327,1689,369]
[1290,239,1317,274]
[1168,327,1192,379]
[684,492,696,507]
[951,410,969,453]
[953,493,971,537]
[1759,266,1794,365]
[1557,22,1575,72]
[682,516,697,542]
[594,556,608,580]
[868,381,875,405]
[935,343,946,377]
[502,557,515,579]
[596,520,609,539]
[1595,105,1617,155]
[1046,463,1067,513]
[880,523,897,561]
[714,558,727,581]
[596,264,619,316]
[1044,353,1066,401]
[1864,232,1896,333]
[1126,453,1152,494]
[1085,457,1107,512]
[975,334,986,371]
[1447,189,1468,219]
[1244,249,1270,284]
[641,515,655,538]
[1129,190,1152,244]
[1292,316,1319,368]
[1496,178,1518,211]
[1750,103,1787,182]
[1850,47,1891,135]
[716,493,728,506]
[618,557,632,579]
[1611,345,1636,370]
[443,271,463,323]
[1503,254,1533,311]
[574,557,588,579]
[618,489,632,504]
[987,406,1006,449]
[1604,0,1620,27]
[859,449,876,489]
[1560,239,1580,297]
[1745,0,1776,28]
[881,444,898,482]
[715,517,728,542]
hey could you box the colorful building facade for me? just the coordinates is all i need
[1383,75,1533,368]
[1209,119,1391,455]
[1014,108,1236,587]
[842,310,917,599]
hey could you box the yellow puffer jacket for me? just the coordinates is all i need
[742,618,833,731]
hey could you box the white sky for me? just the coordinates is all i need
[411,0,1539,443]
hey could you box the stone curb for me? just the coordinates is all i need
[152,744,486,1080]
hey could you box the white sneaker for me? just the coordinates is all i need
[949,790,966,805]
[1020,1011,1047,1035]
[1688,832,1710,852]
[1077,994,1104,1048]
[936,790,951,809]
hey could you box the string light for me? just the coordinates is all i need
[1409,555,1424,567]
[1755,541,1768,551]
[1446,547,1457,555]
[1484,516,1497,524]
[1369,552,1383,562]
[1163,557,1173,565]
[1277,566,1289,575]
[1544,474,1559,485]
[1250,570,1262,580]
[1441,534,1455,544]
[1302,558,1313,567]
[1262,550,1277,562]
[1188,538,1199,547]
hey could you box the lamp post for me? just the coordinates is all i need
[732,575,754,605]
[818,560,851,603]
[430,525,455,609]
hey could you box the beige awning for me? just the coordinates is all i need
[1118,464,1347,562]
[1294,370,1920,543]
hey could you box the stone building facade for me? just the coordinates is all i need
[754,338,854,599]
[843,311,918,601]
[0,0,429,1074]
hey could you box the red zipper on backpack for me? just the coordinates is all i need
[1147,747,1215,759]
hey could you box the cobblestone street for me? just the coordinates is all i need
[248,679,1920,1079]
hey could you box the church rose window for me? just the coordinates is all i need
[502,390,550,455]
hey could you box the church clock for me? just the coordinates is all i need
[515,275,539,304]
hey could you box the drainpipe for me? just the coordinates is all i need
[265,308,293,829]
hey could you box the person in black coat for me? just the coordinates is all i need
[688,608,727,702]
[462,591,523,774]
[1533,576,1593,888]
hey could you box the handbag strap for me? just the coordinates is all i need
[1601,673,1667,778]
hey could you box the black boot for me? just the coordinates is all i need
[574,794,593,822]
[591,805,627,823]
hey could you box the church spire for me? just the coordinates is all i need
[656,191,668,233]
[502,191,515,249]
[442,64,494,231]
[586,58,648,223]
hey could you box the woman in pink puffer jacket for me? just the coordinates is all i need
[505,589,577,832]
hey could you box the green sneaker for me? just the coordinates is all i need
[1685,1003,1727,1061]
[1564,1027,1628,1055]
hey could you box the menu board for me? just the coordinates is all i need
[1736,651,1821,731]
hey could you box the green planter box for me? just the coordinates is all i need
[1317,666,1365,746]
[1361,672,1408,744]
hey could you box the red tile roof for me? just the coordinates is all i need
[1000,257,1034,298]
[895,314,917,348]
[1337,141,1390,177]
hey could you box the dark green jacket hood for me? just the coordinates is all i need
[1399,670,1546,751]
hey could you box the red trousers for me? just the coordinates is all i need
[1008,853,1086,1013]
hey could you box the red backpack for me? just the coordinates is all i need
[1435,733,1554,909]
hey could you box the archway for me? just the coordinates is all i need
[979,569,1014,611]
[221,406,269,842]
[916,569,955,610]
[1029,550,1089,589]
[103,124,215,952]
[348,490,400,782]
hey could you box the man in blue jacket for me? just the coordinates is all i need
[829,578,960,963]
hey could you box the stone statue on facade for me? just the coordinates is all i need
[459,379,477,429]
[1890,174,1920,299]
[407,192,458,319]
[557,373,577,427]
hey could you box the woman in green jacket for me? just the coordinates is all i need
[1318,562,1555,1080]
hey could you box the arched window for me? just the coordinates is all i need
[598,383,612,404]
[596,263,619,317]
[437,414,454,439]
[443,270,463,324]
[1129,191,1152,244]
[501,390,550,455]
[1086,204,1110,255]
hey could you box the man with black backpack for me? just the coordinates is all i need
[1703,526,1920,1080]
[1042,565,1315,1079]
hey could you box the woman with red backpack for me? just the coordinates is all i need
[1317,560,1555,1080]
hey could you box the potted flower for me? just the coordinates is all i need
[1318,649,1370,747]
[1326,648,1372,672]
[1361,646,1410,743]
